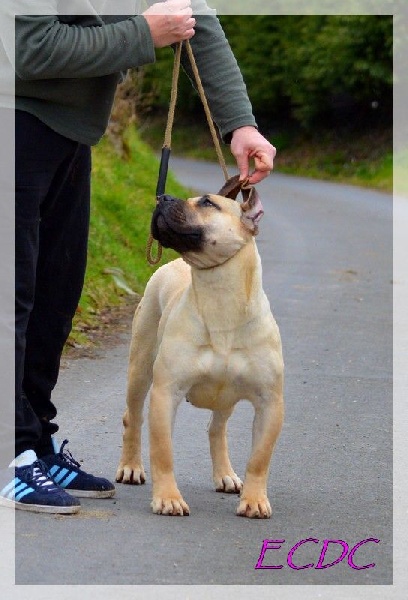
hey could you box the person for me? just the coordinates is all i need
[0,0,276,514]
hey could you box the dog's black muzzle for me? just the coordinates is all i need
[151,195,204,254]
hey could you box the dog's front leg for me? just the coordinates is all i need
[237,379,284,519]
[209,408,243,494]
[149,383,190,516]
[116,318,155,485]
[116,405,146,485]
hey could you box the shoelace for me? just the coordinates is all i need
[24,460,59,491]
[58,440,82,470]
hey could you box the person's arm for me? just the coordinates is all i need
[14,14,156,80]
[13,0,198,81]
[180,8,257,142]
[179,1,276,183]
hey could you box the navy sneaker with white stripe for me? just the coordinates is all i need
[0,456,80,514]
[41,439,115,499]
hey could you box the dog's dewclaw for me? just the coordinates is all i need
[215,474,243,494]
[151,497,190,516]
[236,497,272,519]
[115,465,146,485]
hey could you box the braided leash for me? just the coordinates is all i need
[146,39,230,266]
[145,41,182,266]
[184,40,229,182]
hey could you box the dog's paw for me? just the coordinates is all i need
[115,464,146,485]
[214,473,243,494]
[151,495,190,516]
[236,496,272,519]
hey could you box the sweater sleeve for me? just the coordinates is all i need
[181,1,257,142]
[15,14,156,80]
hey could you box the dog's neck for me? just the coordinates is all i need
[188,238,264,337]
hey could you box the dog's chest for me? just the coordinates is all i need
[185,341,258,409]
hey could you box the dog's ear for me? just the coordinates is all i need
[240,185,264,235]
[217,175,243,200]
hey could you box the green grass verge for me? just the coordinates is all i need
[274,130,393,192]
[140,117,393,192]
[70,128,184,346]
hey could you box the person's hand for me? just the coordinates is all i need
[230,126,276,185]
[143,0,196,48]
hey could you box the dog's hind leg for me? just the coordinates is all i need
[116,298,159,485]
[237,375,284,518]
[209,408,243,494]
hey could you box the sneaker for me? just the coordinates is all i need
[41,439,115,499]
[0,458,80,514]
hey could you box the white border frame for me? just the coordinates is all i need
[1,1,405,598]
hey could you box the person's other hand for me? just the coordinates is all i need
[143,0,196,48]
[230,126,276,185]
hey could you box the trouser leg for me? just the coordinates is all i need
[15,111,91,458]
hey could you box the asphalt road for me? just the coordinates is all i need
[15,159,393,591]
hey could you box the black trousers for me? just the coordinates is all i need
[15,111,91,459]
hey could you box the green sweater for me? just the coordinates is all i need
[11,3,256,146]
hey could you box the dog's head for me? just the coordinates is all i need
[151,176,264,269]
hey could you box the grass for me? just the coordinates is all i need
[69,128,183,346]
[274,129,393,192]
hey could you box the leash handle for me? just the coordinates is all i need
[147,42,183,266]
[155,41,183,199]
[156,146,171,197]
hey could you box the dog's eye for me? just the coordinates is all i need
[198,196,220,210]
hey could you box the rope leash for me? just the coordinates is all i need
[146,39,230,266]
[146,232,163,265]
[145,41,182,265]
[184,40,229,182]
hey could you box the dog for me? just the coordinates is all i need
[116,176,284,518]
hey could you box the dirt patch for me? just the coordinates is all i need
[64,296,140,360]
[54,509,116,520]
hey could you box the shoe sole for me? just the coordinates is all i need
[0,496,80,514]
[66,488,116,499]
